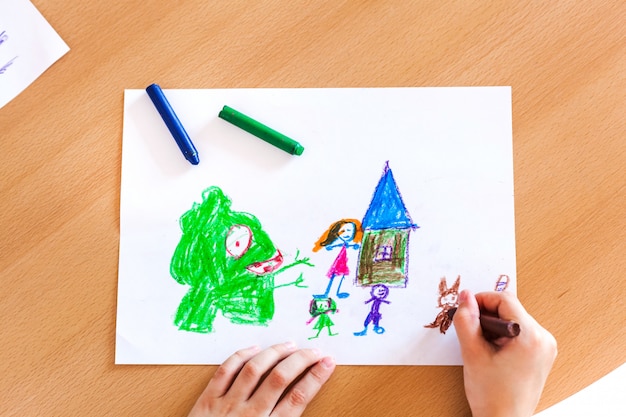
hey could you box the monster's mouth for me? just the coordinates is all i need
[246,250,284,275]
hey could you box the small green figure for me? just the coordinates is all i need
[170,186,311,333]
[306,297,338,339]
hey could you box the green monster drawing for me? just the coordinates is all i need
[170,186,312,333]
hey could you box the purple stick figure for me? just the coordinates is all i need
[354,284,390,336]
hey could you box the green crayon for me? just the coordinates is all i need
[218,105,304,156]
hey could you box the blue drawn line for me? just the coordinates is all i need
[0,30,7,45]
[0,56,18,75]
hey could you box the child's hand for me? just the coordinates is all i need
[453,290,557,417]
[188,342,336,417]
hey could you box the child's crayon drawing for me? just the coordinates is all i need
[116,87,517,365]
[356,162,418,288]
[495,274,510,292]
[306,297,339,339]
[312,219,362,299]
[354,284,391,336]
[424,276,461,334]
[169,186,313,333]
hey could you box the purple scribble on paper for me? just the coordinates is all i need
[0,56,18,75]
[0,30,18,75]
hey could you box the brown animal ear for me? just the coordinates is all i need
[438,277,448,294]
[450,275,461,293]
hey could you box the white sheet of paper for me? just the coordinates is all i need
[116,87,516,365]
[0,0,69,109]
[533,364,626,416]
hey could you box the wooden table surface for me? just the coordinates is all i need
[1,1,624,416]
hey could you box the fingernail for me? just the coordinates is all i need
[311,348,321,357]
[284,340,297,350]
[248,345,261,352]
[458,289,469,304]
[321,356,335,369]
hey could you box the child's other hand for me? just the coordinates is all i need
[188,342,336,417]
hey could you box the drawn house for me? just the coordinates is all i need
[356,162,418,287]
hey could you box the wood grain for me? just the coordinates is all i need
[1,1,624,415]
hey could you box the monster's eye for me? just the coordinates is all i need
[225,225,252,258]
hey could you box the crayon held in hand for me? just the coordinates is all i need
[447,307,521,338]
[218,105,304,155]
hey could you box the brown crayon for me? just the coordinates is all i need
[447,307,521,338]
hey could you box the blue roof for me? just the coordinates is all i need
[362,162,417,230]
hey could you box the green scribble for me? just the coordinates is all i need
[170,186,313,333]
[306,297,338,339]
[275,272,308,289]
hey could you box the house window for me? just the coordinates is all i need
[374,245,393,262]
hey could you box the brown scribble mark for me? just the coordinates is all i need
[424,276,460,334]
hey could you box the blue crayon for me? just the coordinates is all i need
[145,84,199,165]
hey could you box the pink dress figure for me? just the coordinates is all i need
[312,219,362,299]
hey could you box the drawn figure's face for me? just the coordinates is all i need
[338,223,356,242]
[441,292,458,307]
[371,284,389,299]
[170,186,289,331]
[315,300,331,313]
[174,187,284,286]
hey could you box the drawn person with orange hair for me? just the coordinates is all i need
[312,219,362,299]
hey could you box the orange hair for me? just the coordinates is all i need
[312,218,362,252]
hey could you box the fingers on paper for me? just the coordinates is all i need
[474,290,528,323]
[205,345,262,398]
[252,348,320,407]
[453,289,484,351]
[225,341,298,401]
[270,354,336,417]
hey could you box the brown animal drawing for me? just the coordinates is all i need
[424,276,461,334]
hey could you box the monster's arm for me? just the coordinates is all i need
[274,273,307,289]
[276,249,314,273]
[273,250,313,289]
